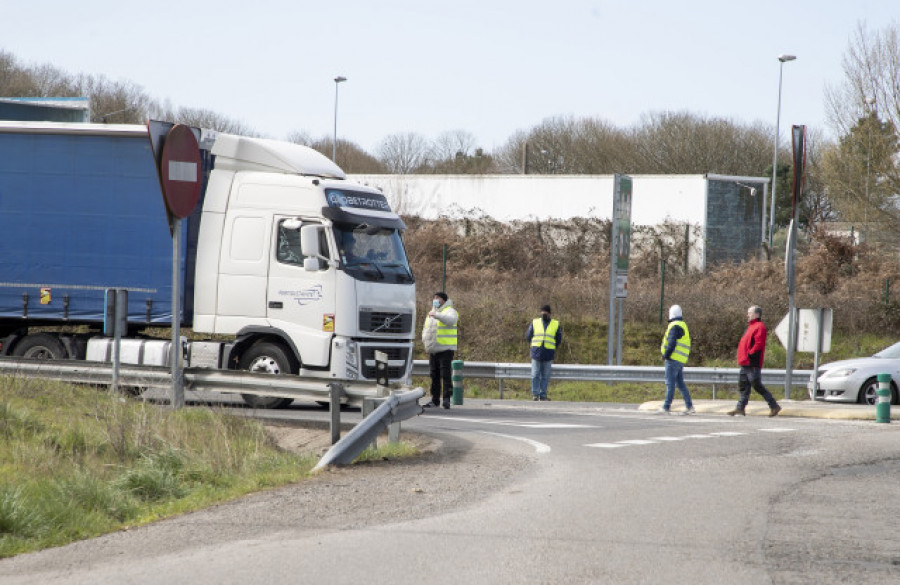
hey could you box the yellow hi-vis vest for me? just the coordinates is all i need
[531,318,560,350]
[436,307,458,347]
[660,319,691,364]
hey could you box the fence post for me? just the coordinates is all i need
[451,360,464,405]
[876,373,891,423]
[329,383,343,444]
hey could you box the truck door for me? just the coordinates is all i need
[266,217,337,367]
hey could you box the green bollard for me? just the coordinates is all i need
[451,360,464,405]
[876,373,891,423]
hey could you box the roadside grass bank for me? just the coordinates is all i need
[0,376,416,558]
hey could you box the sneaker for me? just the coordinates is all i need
[539,396,550,401]
[442,401,451,409]
[422,401,438,408]
[680,407,696,415]
[727,407,745,416]
[769,405,782,417]
[532,396,540,401]
[654,408,670,414]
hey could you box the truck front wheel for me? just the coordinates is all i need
[12,333,66,360]
[238,342,296,409]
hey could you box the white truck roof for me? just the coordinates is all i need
[211,134,346,180]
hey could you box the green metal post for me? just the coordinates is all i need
[451,360,464,405]
[442,244,447,292]
[876,373,891,423]
[658,259,666,324]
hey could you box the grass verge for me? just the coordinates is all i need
[0,376,418,558]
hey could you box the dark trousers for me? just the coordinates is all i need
[428,350,454,405]
[737,366,779,408]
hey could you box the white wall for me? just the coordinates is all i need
[347,174,709,226]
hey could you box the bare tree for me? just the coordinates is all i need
[161,106,257,134]
[823,21,900,231]
[631,111,773,176]
[377,132,431,173]
[825,22,900,139]
[285,129,313,146]
[493,116,631,175]
[432,130,478,161]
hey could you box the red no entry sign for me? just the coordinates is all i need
[160,124,202,219]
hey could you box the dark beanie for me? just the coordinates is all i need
[540,304,551,313]
[435,291,448,302]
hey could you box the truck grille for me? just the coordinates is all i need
[361,346,410,379]
[359,311,412,335]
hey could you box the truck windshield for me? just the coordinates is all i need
[334,224,414,284]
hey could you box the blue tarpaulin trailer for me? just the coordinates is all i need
[0,121,200,329]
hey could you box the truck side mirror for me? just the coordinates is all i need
[300,225,322,257]
[300,225,331,270]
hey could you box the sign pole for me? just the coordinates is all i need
[171,218,184,409]
[607,217,618,365]
[154,124,203,410]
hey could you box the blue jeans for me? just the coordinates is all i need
[664,360,693,410]
[531,359,553,397]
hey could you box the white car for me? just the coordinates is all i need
[809,341,900,405]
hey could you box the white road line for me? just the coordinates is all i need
[518,423,596,429]
[428,416,595,429]
[479,431,552,454]
[584,429,790,449]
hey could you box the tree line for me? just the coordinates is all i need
[1,21,897,239]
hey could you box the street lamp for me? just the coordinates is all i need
[333,76,347,162]
[769,54,796,248]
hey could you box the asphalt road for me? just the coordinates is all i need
[2,397,900,584]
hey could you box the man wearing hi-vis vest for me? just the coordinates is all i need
[655,304,695,415]
[526,304,562,401]
[421,291,458,409]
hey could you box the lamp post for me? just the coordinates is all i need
[864,96,876,238]
[769,54,796,249]
[333,76,347,162]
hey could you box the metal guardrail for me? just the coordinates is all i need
[313,388,425,471]
[0,357,428,464]
[412,360,813,398]
[0,357,401,406]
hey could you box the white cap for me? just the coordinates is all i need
[669,305,683,319]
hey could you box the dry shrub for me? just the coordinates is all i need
[403,216,900,364]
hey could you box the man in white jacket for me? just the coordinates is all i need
[422,291,458,409]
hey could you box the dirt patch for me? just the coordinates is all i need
[264,423,440,458]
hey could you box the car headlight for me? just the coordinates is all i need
[823,367,857,378]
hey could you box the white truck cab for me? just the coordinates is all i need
[193,134,416,406]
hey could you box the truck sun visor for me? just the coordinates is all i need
[323,188,405,230]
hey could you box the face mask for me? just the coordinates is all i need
[433,300,441,309]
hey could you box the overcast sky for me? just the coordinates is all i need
[2,1,897,152]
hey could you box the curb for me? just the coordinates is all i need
[638,399,896,421]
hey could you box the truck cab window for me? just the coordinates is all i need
[276,220,329,267]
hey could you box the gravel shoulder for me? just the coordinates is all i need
[0,423,534,579]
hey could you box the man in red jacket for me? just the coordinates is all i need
[728,305,782,417]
